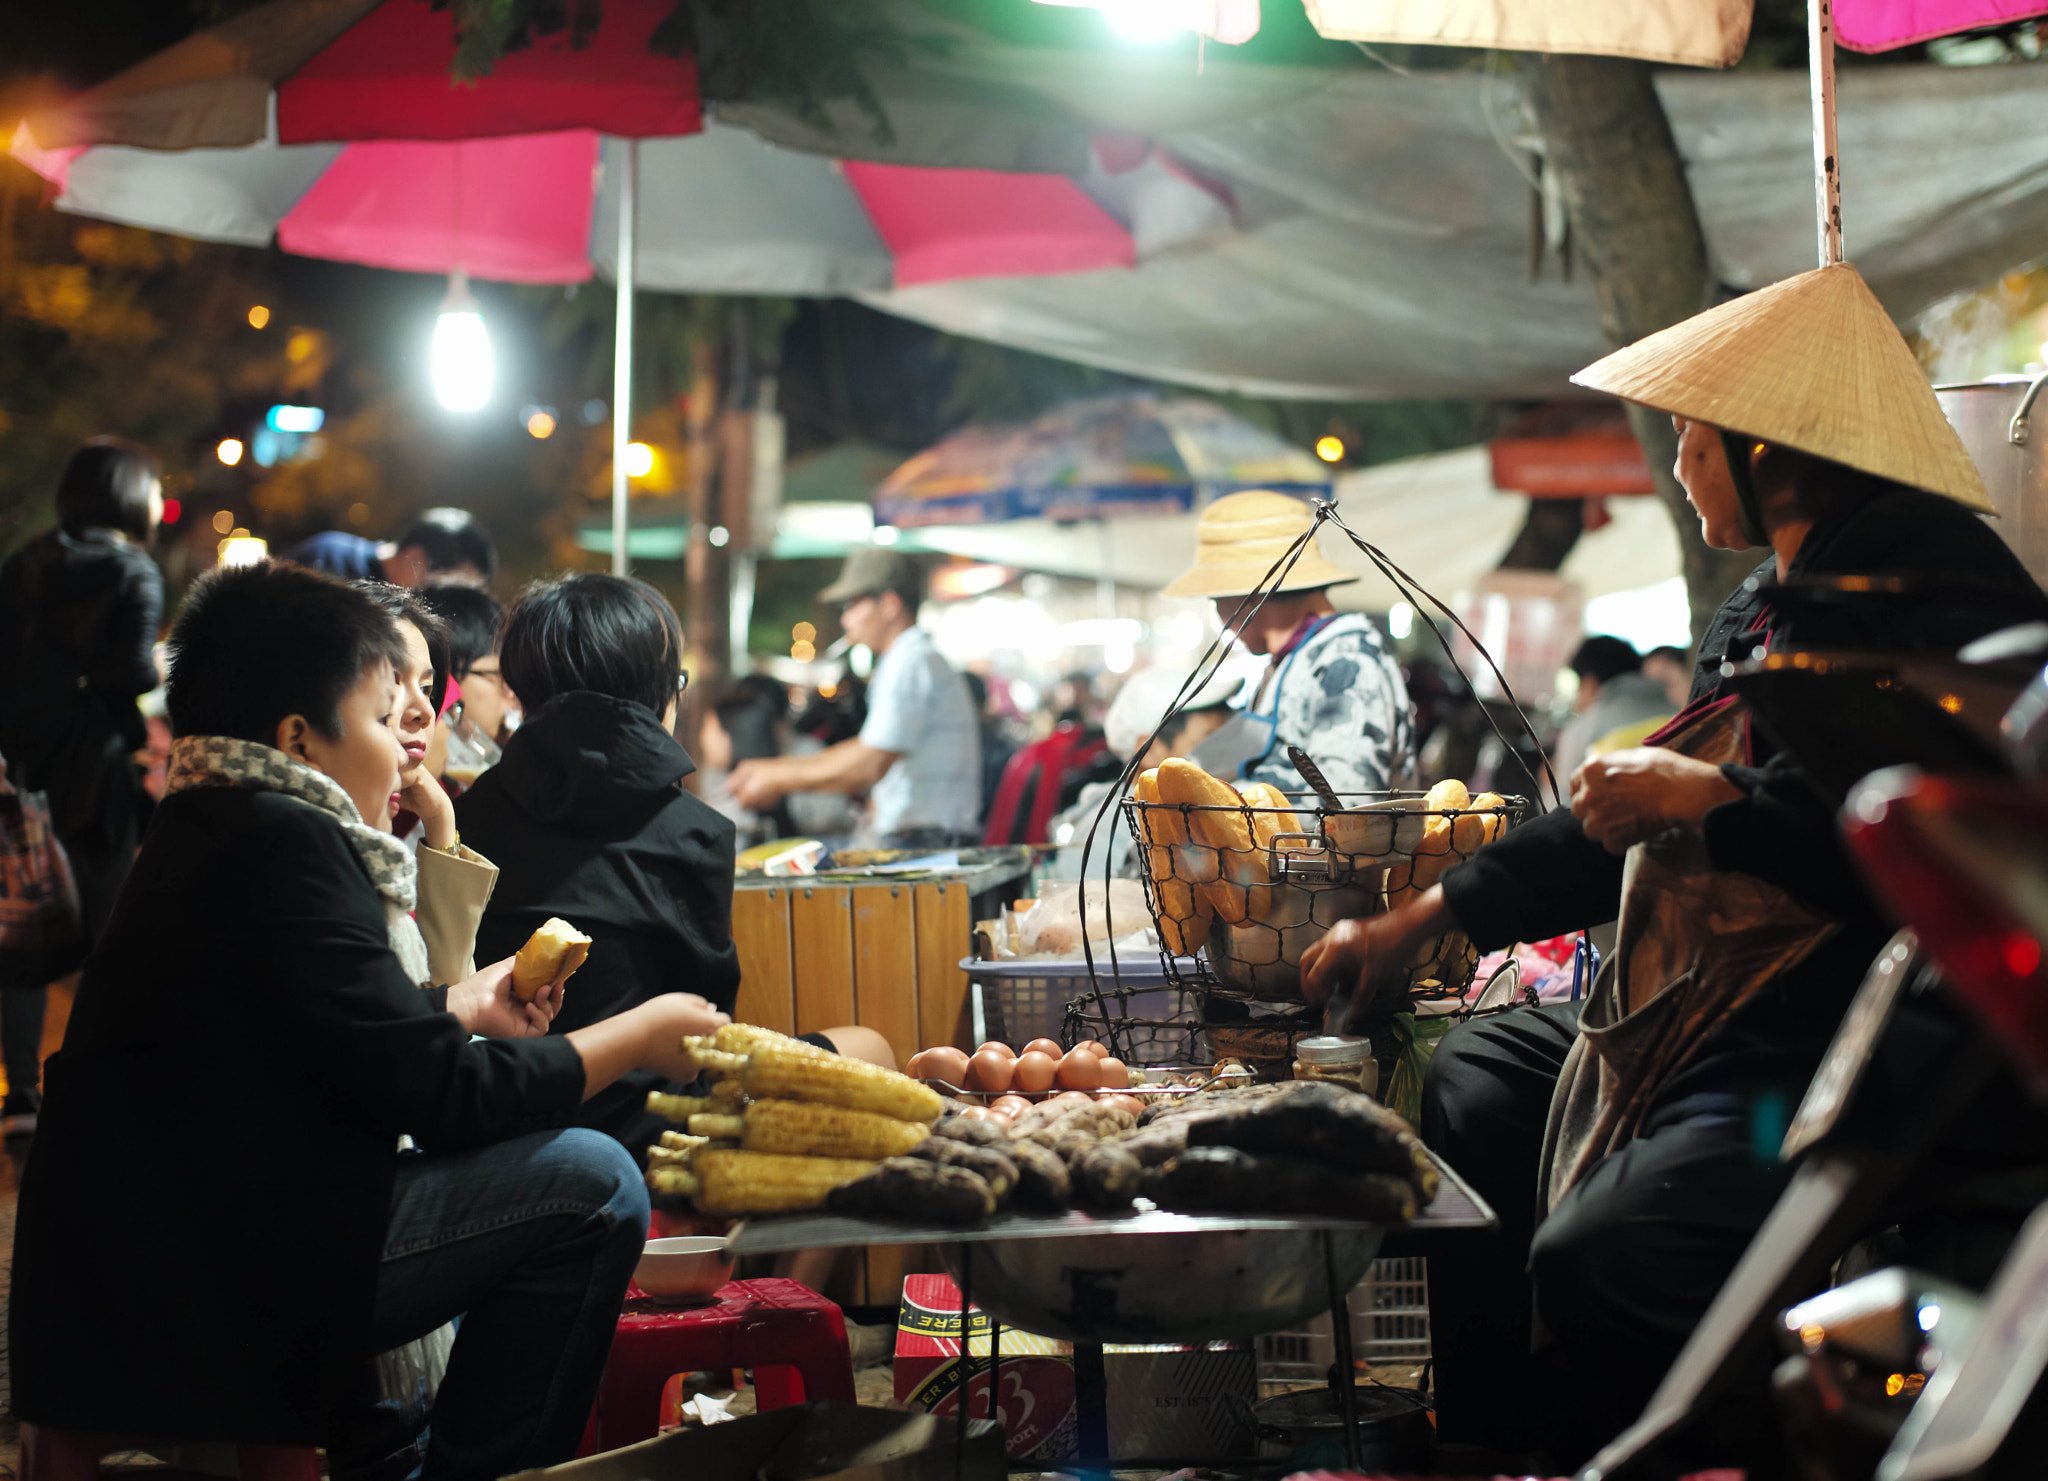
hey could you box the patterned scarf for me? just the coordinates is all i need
[166,734,430,986]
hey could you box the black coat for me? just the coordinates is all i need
[457,692,740,1158]
[0,528,164,931]
[10,788,587,1442]
[1444,487,2048,1057]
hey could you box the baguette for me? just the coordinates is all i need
[1156,758,1256,924]
[511,917,592,1003]
[1136,768,1214,955]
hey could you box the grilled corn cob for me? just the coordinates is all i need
[708,1078,747,1108]
[741,1045,944,1124]
[688,1047,749,1076]
[659,1130,708,1152]
[647,1144,694,1166]
[708,1023,834,1059]
[648,1091,712,1122]
[742,1097,931,1160]
[686,1148,877,1215]
[647,1166,699,1197]
[687,1113,746,1139]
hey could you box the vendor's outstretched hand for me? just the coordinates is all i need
[449,956,567,1038]
[1570,747,1742,855]
[726,759,785,812]
[1300,886,1448,1031]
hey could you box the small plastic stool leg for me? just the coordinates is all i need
[752,1366,804,1408]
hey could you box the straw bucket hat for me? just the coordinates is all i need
[1570,263,1993,514]
[1163,490,1358,599]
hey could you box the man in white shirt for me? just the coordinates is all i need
[728,547,982,843]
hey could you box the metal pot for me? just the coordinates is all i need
[940,1223,1383,1344]
[1245,1384,1435,1470]
[1936,374,2048,586]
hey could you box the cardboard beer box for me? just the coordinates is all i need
[505,1401,1004,1481]
[893,1274,1254,1465]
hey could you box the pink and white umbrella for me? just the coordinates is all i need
[12,0,1229,566]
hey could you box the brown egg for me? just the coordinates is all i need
[1057,1048,1103,1091]
[1014,1050,1058,1094]
[904,1049,931,1079]
[988,1094,1033,1121]
[1096,1056,1131,1089]
[1072,1040,1111,1059]
[1053,1090,1095,1107]
[1022,1038,1064,1059]
[977,1040,1018,1061]
[921,1046,970,1087]
[1100,1094,1145,1118]
[966,1047,1015,1093]
[957,1105,997,1122]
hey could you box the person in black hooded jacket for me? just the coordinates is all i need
[456,575,742,1158]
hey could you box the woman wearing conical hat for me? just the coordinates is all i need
[1303,264,2046,1464]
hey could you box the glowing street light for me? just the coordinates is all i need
[524,407,558,439]
[431,271,493,412]
[247,305,271,329]
[216,438,245,467]
[1315,435,1345,463]
[625,441,655,478]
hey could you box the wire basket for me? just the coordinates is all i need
[1060,981,1212,1067]
[1121,789,1527,1007]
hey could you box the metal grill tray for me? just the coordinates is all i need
[725,1147,1492,1256]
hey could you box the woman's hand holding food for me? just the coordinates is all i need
[449,956,566,1038]
[636,994,732,1077]
[1300,885,1450,1021]
[1570,747,1742,854]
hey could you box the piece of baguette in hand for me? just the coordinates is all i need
[511,917,592,1003]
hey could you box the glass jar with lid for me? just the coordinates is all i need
[1292,1035,1378,1096]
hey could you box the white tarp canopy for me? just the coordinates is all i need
[909,445,1681,608]
[863,61,2048,400]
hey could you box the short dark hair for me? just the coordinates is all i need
[394,507,496,580]
[417,581,503,680]
[1645,645,1689,668]
[714,674,790,763]
[500,573,684,719]
[167,561,407,743]
[1569,635,1643,685]
[353,581,453,713]
[57,438,160,542]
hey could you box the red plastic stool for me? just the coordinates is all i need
[585,1277,856,1451]
[21,1426,321,1481]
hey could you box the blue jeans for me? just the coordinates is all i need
[341,1128,649,1481]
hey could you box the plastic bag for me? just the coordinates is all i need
[1017,880,1155,956]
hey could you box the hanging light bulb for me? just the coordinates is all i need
[431,270,493,412]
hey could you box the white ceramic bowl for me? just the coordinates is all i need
[635,1236,734,1306]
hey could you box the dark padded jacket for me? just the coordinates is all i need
[457,691,740,1160]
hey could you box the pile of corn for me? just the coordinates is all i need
[643,1023,944,1214]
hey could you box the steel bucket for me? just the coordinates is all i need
[1936,374,2048,587]
[941,1223,1383,1344]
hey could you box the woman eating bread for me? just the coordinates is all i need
[12,561,728,1481]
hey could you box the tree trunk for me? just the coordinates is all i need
[1522,54,1760,648]
[1496,496,1586,571]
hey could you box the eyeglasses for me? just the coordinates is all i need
[446,699,466,726]
[677,671,691,695]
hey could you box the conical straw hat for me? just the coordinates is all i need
[1570,263,1993,514]
[1163,490,1358,599]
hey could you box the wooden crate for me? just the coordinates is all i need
[731,879,978,1068]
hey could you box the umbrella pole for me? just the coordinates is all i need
[1809,0,1843,268]
[611,137,639,576]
